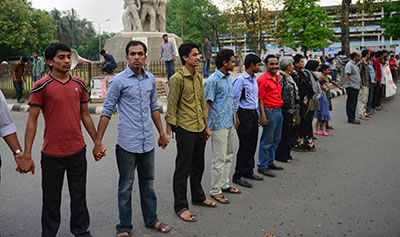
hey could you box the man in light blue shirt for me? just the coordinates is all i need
[205,49,240,204]
[93,41,170,235]
[159,34,176,80]
[231,54,264,188]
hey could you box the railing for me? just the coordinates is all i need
[0,61,215,99]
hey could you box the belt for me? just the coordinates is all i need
[264,107,281,111]
[238,107,257,112]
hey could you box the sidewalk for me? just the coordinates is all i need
[6,74,345,114]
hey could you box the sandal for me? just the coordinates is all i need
[222,186,241,194]
[116,232,130,237]
[192,199,217,207]
[153,221,170,233]
[176,209,196,222]
[211,194,230,204]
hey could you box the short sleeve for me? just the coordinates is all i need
[80,80,90,103]
[344,63,352,75]
[29,81,44,106]
[204,78,216,102]
[257,76,265,100]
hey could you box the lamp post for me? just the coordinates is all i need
[97,19,111,60]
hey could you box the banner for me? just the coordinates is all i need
[383,65,397,97]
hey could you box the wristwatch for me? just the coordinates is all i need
[13,149,23,156]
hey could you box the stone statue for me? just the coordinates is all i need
[140,0,157,32]
[122,0,142,32]
[156,0,167,32]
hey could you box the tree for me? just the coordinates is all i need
[76,32,115,61]
[380,1,400,39]
[340,0,351,57]
[225,0,279,55]
[166,0,227,47]
[280,0,336,56]
[0,0,56,59]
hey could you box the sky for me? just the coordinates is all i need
[30,0,345,33]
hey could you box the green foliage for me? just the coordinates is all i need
[166,0,227,47]
[280,0,336,55]
[380,1,400,39]
[0,0,56,59]
[76,32,115,61]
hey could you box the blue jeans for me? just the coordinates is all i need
[102,63,117,74]
[33,76,40,83]
[330,70,337,82]
[165,60,175,80]
[115,145,158,233]
[203,59,210,78]
[258,108,283,169]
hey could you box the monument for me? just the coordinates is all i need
[104,0,183,63]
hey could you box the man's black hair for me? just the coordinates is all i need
[205,36,210,40]
[178,42,199,66]
[361,49,370,58]
[45,42,71,61]
[305,60,319,71]
[319,63,329,73]
[350,52,359,59]
[293,54,304,64]
[162,34,168,38]
[264,54,278,65]
[375,51,383,58]
[125,40,147,55]
[99,49,106,55]
[370,52,376,58]
[319,79,328,86]
[244,54,261,69]
[21,56,28,62]
[338,50,344,55]
[33,51,39,54]
[215,49,234,69]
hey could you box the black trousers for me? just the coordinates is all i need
[372,82,381,108]
[297,109,314,138]
[41,148,91,237]
[173,127,206,213]
[13,81,23,100]
[233,108,259,180]
[346,87,359,122]
[276,111,294,162]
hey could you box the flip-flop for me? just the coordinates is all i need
[192,200,217,207]
[211,194,230,204]
[116,232,130,237]
[154,221,170,233]
[176,209,197,222]
[221,186,241,194]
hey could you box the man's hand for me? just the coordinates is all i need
[295,104,300,110]
[19,153,35,174]
[205,127,212,141]
[172,55,176,62]
[158,133,169,149]
[259,114,268,126]
[92,143,106,161]
[234,117,240,129]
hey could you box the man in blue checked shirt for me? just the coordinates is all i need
[93,41,170,236]
[205,49,241,204]
[231,54,264,188]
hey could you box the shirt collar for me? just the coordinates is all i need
[216,69,230,80]
[126,65,149,79]
[242,71,256,81]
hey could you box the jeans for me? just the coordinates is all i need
[41,148,91,237]
[102,63,117,74]
[33,76,40,83]
[346,87,359,122]
[203,59,210,78]
[233,108,259,180]
[115,145,158,233]
[210,126,235,196]
[258,108,283,169]
[165,60,175,80]
[173,127,206,213]
[330,70,337,82]
[13,81,23,100]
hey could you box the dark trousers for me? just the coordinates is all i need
[233,108,259,180]
[373,82,381,108]
[102,63,117,74]
[41,148,91,237]
[297,108,314,138]
[165,60,175,80]
[366,85,374,112]
[13,81,23,100]
[173,127,206,213]
[276,111,294,162]
[346,87,359,122]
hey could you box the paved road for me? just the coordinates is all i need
[1,94,400,237]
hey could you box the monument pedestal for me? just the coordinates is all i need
[104,32,183,63]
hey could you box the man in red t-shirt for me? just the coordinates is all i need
[257,55,284,178]
[19,43,105,237]
[372,51,384,110]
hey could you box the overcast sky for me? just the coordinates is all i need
[30,0,344,33]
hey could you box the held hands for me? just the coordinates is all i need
[234,117,240,129]
[92,143,107,161]
[16,153,35,175]
[158,133,169,149]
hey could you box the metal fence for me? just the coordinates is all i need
[0,61,215,99]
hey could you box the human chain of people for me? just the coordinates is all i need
[1,36,398,236]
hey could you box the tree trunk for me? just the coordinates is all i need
[341,0,351,57]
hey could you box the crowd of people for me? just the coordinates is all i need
[0,39,398,237]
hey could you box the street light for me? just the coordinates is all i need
[97,19,111,60]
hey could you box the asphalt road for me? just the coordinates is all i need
[1,93,400,237]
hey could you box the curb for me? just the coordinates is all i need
[330,88,346,98]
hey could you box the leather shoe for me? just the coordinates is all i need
[233,177,252,188]
[258,168,275,177]
[348,120,361,124]
[244,173,263,180]
[268,163,283,170]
